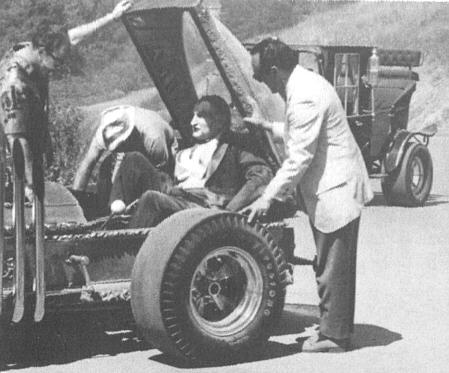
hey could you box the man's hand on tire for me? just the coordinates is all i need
[240,196,272,223]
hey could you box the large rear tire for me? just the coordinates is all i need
[382,143,432,206]
[131,209,289,363]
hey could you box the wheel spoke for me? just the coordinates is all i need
[213,293,236,312]
[196,295,206,315]
[210,293,225,312]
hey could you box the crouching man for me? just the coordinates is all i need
[109,95,273,228]
[71,105,174,217]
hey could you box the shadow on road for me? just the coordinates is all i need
[282,304,402,351]
[352,324,402,349]
[2,304,402,370]
[368,192,448,207]
[150,340,303,369]
[1,322,149,371]
[424,193,449,206]
[149,303,402,369]
[149,304,317,368]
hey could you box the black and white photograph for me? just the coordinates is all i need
[0,0,448,372]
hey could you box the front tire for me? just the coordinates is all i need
[382,143,433,206]
[131,209,288,363]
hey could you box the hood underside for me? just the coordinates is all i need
[123,3,285,168]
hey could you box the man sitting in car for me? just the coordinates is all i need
[109,95,273,228]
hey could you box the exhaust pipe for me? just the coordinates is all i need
[10,140,46,323]
[34,157,45,322]
[0,135,6,316]
[11,139,25,323]
[2,65,47,323]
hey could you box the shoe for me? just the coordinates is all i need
[301,333,349,353]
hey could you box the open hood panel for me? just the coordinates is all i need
[123,3,285,167]
[123,7,198,143]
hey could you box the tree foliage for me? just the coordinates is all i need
[222,0,316,40]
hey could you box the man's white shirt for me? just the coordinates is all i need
[175,138,219,189]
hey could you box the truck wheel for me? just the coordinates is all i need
[131,209,289,363]
[382,143,432,206]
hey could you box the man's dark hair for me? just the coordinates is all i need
[31,23,71,59]
[251,37,298,73]
[197,95,231,129]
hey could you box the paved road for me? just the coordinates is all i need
[5,136,449,373]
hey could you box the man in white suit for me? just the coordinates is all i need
[243,37,373,352]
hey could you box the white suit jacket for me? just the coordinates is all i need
[262,66,373,233]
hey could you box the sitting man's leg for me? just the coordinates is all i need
[96,154,115,215]
[109,151,170,208]
[129,190,201,228]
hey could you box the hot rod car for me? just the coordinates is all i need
[0,0,436,364]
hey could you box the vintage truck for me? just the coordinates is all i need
[0,0,435,364]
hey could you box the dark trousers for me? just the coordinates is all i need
[110,152,201,228]
[310,217,360,340]
[129,189,200,228]
[96,154,115,216]
[109,152,171,206]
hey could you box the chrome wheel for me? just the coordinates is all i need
[190,246,263,337]
[410,155,424,195]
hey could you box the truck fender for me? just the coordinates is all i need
[383,126,435,173]
[383,130,415,174]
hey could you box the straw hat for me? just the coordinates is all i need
[96,105,136,151]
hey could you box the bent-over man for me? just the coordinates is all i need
[243,37,373,353]
[72,105,174,216]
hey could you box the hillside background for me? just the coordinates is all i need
[1,0,448,183]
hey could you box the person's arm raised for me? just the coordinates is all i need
[68,0,133,46]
